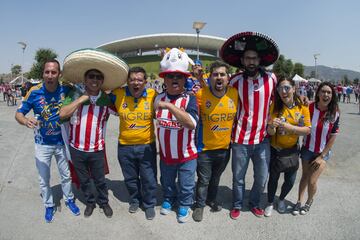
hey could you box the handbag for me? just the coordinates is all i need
[272,146,300,173]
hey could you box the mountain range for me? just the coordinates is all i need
[304,65,360,82]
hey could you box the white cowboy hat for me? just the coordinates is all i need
[62,48,129,90]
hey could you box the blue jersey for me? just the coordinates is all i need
[17,83,70,145]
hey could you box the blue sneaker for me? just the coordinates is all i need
[177,207,191,223]
[160,201,172,215]
[65,199,80,216]
[45,207,56,223]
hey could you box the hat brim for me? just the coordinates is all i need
[220,32,279,68]
[159,70,191,78]
[62,48,129,90]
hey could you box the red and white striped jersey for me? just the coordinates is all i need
[303,102,340,153]
[230,71,277,145]
[69,104,110,152]
[155,93,198,164]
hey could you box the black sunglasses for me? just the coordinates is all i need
[87,74,104,80]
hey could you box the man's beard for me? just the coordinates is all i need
[244,66,259,77]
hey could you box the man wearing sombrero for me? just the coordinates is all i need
[60,49,129,218]
[220,32,279,219]
[155,48,199,223]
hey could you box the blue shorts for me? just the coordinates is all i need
[300,147,331,162]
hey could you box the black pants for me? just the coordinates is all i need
[267,147,298,203]
[195,149,230,208]
[69,147,108,207]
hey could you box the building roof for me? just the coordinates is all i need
[97,33,226,58]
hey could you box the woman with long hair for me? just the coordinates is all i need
[292,82,340,215]
[264,77,311,217]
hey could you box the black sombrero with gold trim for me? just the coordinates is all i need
[220,32,279,68]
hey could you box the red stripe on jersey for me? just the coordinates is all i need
[239,79,249,142]
[93,107,104,152]
[259,74,270,141]
[83,105,94,151]
[73,106,82,149]
[314,112,324,152]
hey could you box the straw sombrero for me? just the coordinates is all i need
[62,48,129,90]
[220,32,279,68]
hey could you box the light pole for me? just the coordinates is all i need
[18,41,27,84]
[193,21,206,61]
[313,53,320,79]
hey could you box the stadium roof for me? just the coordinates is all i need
[97,33,226,58]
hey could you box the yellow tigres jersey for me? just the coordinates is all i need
[112,87,156,145]
[196,86,238,151]
[269,103,311,149]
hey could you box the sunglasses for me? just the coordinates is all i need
[166,74,184,80]
[211,72,227,78]
[277,85,293,93]
[87,74,104,80]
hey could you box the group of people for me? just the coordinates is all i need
[336,83,360,104]
[15,32,340,224]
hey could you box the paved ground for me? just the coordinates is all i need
[0,97,359,240]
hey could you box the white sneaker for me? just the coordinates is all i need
[277,200,286,213]
[264,204,273,217]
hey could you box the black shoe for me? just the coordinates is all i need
[145,207,155,220]
[192,207,204,222]
[84,204,95,218]
[206,200,222,212]
[129,203,139,213]
[102,204,113,218]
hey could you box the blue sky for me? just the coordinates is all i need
[1,0,359,74]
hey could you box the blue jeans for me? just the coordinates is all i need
[160,159,197,209]
[231,138,270,209]
[196,149,230,207]
[118,143,157,209]
[35,144,74,208]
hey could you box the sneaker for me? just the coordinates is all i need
[160,201,172,215]
[45,207,56,223]
[177,207,191,223]
[192,207,204,222]
[84,204,95,218]
[206,200,222,212]
[145,208,155,220]
[264,204,274,217]
[292,202,301,216]
[277,200,286,213]
[230,208,240,220]
[300,200,313,215]
[129,203,139,213]
[102,204,113,218]
[251,207,264,217]
[65,199,80,216]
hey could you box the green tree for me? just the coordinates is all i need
[27,48,58,79]
[293,63,304,77]
[272,55,293,78]
[343,75,349,85]
[353,78,359,85]
[11,65,22,76]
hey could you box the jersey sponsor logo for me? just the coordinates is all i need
[201,113,236,122]
[128,123,147,129]
[253,83,259,91]
[211,125,230,131]
[158,119,182,129]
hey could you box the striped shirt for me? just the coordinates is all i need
[155,93,199,164]
[303,102,340,153]
[230,71,277,145]
[63,91,113,152]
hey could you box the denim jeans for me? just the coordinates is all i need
[231,138,270,209]
[35,144,74,208]
[160,159,197,208]
[267,147,297,203]
[69,147,108,207]
[118,143,157,209]
[195,149,230,208]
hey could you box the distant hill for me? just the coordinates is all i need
[304,65,360,82]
